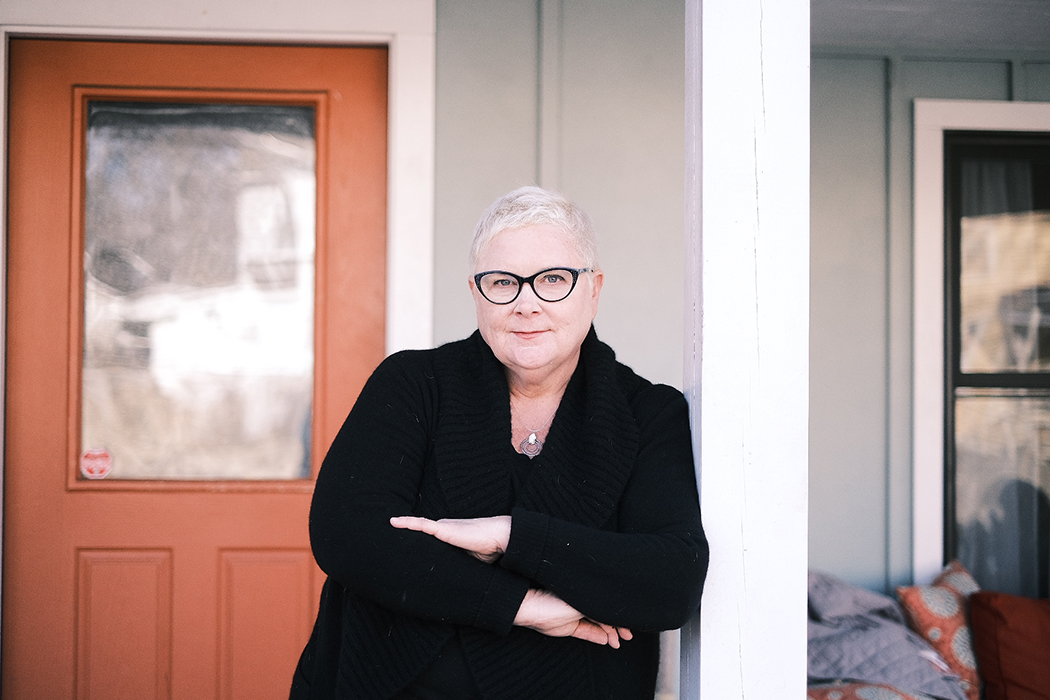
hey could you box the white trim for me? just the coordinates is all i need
[685,0,810,696]
[912,98,1050,584]
[681,2,702,695]
[385,29,436,352]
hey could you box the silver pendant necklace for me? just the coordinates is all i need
[520,413,555,458]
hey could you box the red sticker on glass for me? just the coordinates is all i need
[80,449,112,480]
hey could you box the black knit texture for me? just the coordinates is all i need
[295,329,708,700]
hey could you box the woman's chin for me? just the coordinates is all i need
[505,352,555,372]
[502,343,585,380]
[501,343,559,372]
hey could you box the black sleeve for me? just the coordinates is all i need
[308,352,530,635]
[499,385,708,632]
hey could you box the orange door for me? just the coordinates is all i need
[4,39,387,700]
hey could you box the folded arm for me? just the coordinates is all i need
[311,354,636,646]
[310,356,529,635]
[390,387,709,633]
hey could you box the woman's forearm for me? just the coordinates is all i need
[497,389,708,631]
[388,515,511,563]
[501,509,707,631]
[309,358,530,635]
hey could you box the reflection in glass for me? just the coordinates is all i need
[81,102,316,480]
[960,210,1050,373]
[955,389,1050,597]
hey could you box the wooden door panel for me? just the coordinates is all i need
[4,39,387,700]
[76,550,172,700]
[218,550,320,700]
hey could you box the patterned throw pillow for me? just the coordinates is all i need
[808,681,937,700]
[896,561,981,700]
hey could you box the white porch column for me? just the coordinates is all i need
[681,0,810,697]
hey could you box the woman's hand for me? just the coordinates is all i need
[390,516,633,647]
[389,515,511,564]
[513,589,633,648]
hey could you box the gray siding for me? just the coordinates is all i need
[810,57,889,589]
[810,51,1050,591]
[434,0,686,389]
[434,0,539,350]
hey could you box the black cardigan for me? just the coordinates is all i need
[291,329,708,700]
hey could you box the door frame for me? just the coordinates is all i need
[0,3,436,647]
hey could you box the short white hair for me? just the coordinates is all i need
[469,186,600,271]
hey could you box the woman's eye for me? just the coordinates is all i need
[492,278,514,287]
[542,274,566,284]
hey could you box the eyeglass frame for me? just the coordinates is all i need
[472,266,593,305]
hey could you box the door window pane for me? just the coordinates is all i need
[81,102,316,480]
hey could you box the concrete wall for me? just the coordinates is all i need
[434,0,687,389]
[810,50,1050,591]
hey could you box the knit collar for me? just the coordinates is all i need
[431,327,639,528]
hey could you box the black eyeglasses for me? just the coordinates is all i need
[473,267,592,305]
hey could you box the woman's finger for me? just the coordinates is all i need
[597,622,620,649]
[389,516,437,533]
[389,516,511,562]
[582,621,633,649]
[571,620,613,646]
[468,550,501,564]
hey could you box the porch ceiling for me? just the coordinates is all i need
[813,0,1050,53]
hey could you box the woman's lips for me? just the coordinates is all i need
[512,330,547,340]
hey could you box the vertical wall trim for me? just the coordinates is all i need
[537,0,562,190]
[886,53,917,590]
[680,0,702,694]
[882,55,900,593]
[386,27,437,352]
[686,0,809,696]
[0,30,7,645]
[1010,59,1024,101]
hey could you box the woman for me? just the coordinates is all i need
[291,187,708,700]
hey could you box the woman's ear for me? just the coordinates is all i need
[587,269,604,317]
[590,270,604,300]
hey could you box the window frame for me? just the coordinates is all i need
[912,99,1050,584]
[943,130,1050,561]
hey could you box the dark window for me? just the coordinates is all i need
[945,131,1050,597]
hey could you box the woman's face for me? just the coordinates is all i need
[471,224,603,383]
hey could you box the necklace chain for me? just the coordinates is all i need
[518,410,555,458]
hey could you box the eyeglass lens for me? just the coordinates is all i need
[477,268,578,303]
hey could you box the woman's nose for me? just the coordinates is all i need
[513,282,543,313]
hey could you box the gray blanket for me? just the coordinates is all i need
[807,571,968,700]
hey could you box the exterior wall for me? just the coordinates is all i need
[434,0,687,389]
[0,0,695,689]
[810,56,890,590]
[0,1,808,693]
[810,49,1050,591]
